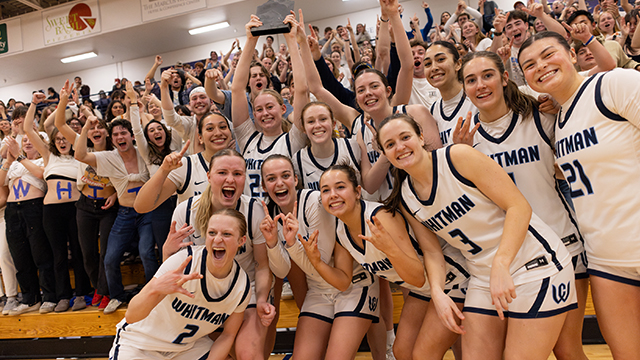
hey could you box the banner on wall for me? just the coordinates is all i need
[0,18,23,56]
[140,0,207,22]
[43,0,101,46]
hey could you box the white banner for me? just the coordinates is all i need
[42,0,101,46]
[140,0,207,22]
[0,18,23,56]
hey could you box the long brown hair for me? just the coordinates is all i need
[459,51,538,118]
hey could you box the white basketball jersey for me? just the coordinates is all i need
[430,90,477,146]
[352,106,408,202]
[114,246,250,352]
[171,194,265,283]
[294,138,361,191]
[241,130,303,199]
[473,109,584,258]
[168,152,210,204]
[401,146,570,286]
[555,70,640,267]
[337,200,448,296]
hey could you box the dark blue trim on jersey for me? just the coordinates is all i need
[343,138,361,168]
[532,108,552,147]
[350,114,364,138]
[335,217,344,248]
[444,255,470,278]
[308,138,339,171]
[352,286,368,314]
[246,304,257,309]
[430,101,437,116]
[242,131,261,155]
[595,74,627,122]
[299,311,334,323]
[184,246,194,274]
[463,303,577,318]
[247,198,256,241]
[301,189,314,228]
[408,291,431,302]
[527,277,549,315]
[406,150,439,206]
[335,312,379,322]
[554,182,585,246]
[177,157,192,195]
[256,133,290,155]
[185,197,194,227]
[440,93,467,121]
[474,111,519,144]
[201,254,241,302]
[588,269,640,287]
[238,273,251,306]
[345,200,369,255]
[197,152,210,172]
[558,75,598,129]
[295,150,304,186]
[197,351,210,360]
[528,226,563,271]
[445,146,476,188]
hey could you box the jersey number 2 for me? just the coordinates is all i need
[449,229,483,255]
[560,160,593,198]
[172,324,199,344]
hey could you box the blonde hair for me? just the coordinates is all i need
[194,149,245,236]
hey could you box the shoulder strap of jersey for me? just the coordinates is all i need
[185,196,194,226]
[445,146,476,188]
[177,156,192,195]
[184,246,194,274]
[430,101,436,115]
[532,107,552,147]
[343,138,361,168]
[301,189,314,228]
[247,197,256,241]
[595,72,627,122]
[242,131,261,155]
[295,150,304,186]
[238,270,251,307]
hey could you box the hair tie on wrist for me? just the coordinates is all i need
[584,35,595,46]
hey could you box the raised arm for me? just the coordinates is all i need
[204,68,228,105]
[23,93,50,162]
[286,11,310,132]
[300,231,354,291]
[383,0,413,106]
[524,3,566,36]
[231,15,262,129]
[55,80,80,143]
[421,2,434,41]
[145,55,163,81]
[566,22,616,74]
[347,19,361,64]
[299,23,360,129]
[74,116,99,168]
[376,15,391,74]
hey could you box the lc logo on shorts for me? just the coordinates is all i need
[552,282,571,304]
[368,297,378,312]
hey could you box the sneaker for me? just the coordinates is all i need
[281,281,294,300]
[98,296,110,310]
[39,301,56,314]
[91,290,103,307]
[9,302,41,316]
[386,347,396,360]
[71,296,86,311]
[54,299,70,312]
[0,295,6,309]
[2,297,19,315]
[103,298,123,315]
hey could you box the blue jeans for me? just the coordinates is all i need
[104,206,158,301]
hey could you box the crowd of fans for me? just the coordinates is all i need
[0,0,639,359]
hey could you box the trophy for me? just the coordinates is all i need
[251,0,295,36]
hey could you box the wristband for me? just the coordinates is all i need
[493,31,503,36]
[380,17,389,23]
[1,166,8,172]
[584,35,595,46]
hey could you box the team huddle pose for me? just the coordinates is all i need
[1,0,633,359]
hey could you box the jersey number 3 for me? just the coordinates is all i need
[449,229,483,255]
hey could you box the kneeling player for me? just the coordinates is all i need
[109,209,253,360]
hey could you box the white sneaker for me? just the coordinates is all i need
[386,347,396,360]
[39,301,56,314]
[281,281,294,300]
[103,298,123,315]
[2,297,19,315]
[9,302,41,316]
